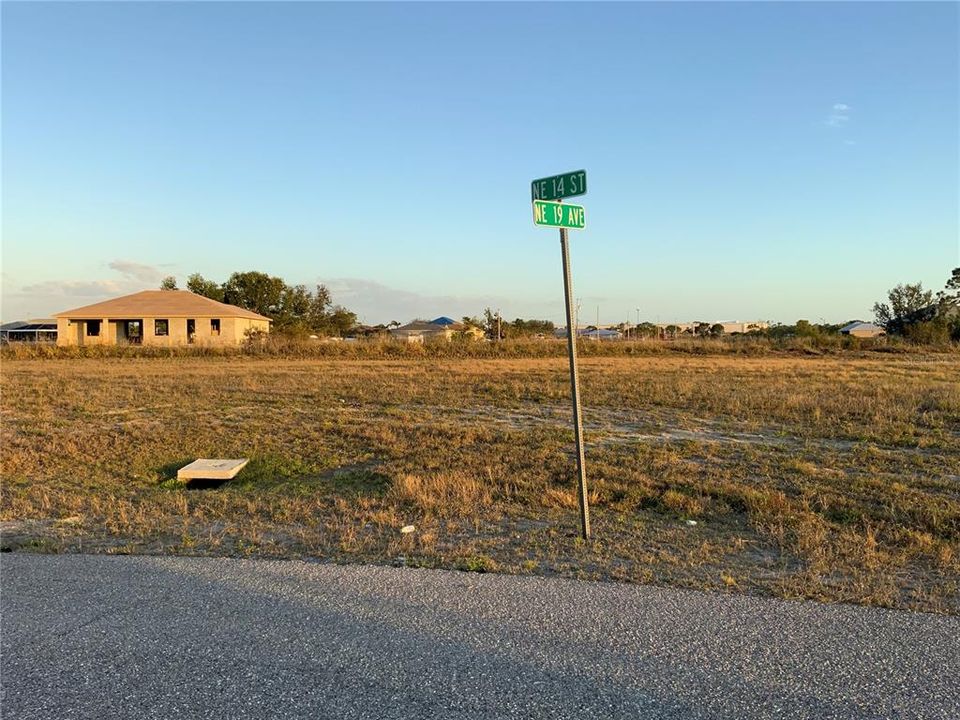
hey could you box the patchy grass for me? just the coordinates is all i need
[1,354,958,613]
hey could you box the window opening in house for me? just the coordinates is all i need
[126,320,142,344]
[155,319,169,336]
[211,319,220,336]
[86,320,101,337]
[187,319,196,343]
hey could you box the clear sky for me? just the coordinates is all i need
[2,1,958,325]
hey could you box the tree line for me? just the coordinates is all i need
[158,266,959,343]
[160,276,561,339]
[458,309,556,340]
[160,272,357,336]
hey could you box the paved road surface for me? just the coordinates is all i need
[2,554,958,719]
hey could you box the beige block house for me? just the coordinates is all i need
[54,290,270,347]
[718,321,769,334]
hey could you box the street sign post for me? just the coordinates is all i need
[531,170,591,540]
[531,170,587,202]
[533,200,586,230]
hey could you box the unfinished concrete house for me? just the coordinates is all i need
[54,290,271,347]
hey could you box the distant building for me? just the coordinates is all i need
[840,321,886,338]
[350,325,391,339]
[554,327,623,340]
[653,321,768,336]
[0,320,57,343]
[580,328,622,341]
[717,321,769,334]
[389,318,483,342]
[54,290,271,347]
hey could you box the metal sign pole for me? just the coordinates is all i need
[559,225,591,540]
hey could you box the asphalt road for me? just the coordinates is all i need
[2,554,958,719]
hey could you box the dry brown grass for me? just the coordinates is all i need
[1,353,958,613]
[388,471,493,516]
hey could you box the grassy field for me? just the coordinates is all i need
[2,353,958,613]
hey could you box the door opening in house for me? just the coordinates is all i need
[187,319,196,343]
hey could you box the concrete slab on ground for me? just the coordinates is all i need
[176,458,248,480]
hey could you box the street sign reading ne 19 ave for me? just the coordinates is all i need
[531,170,587,202]
[530,169,591,539]
[533,199,586,230]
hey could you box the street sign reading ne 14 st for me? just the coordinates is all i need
[533,199,586,230]
[531,170,587,202]
[529,170,592,539]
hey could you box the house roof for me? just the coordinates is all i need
[7,322,57,332]
[1,320,58,332]
[54,291,271,321]
[577,328,622,337]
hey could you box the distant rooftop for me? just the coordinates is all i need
[840,321,884,333]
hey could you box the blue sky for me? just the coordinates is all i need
[2,1,957,325]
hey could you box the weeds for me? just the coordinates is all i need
[3,333,957,362]
[1,353,958,613]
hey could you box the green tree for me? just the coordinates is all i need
[935,267,960,312]
[186,271,356,336]
[306,284,334,329]
[794,320,819,338]
[159,276,178,290]
[710,323,725,337]
[635,322,658,338]
[510,318,555,336]
[945,267,960,295]
[766,323,791,339]
[186,273,224,302]
[939,268,960,341]
[275,284,313,331]
[320,306,358,336]
[222,271,287,317]
[873,283,934,330]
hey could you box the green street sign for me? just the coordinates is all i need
[533,199,586,230]
[531,170,587,202]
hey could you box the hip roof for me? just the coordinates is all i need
[53,290,271,321]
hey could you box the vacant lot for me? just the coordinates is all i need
[2,354,958,613]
